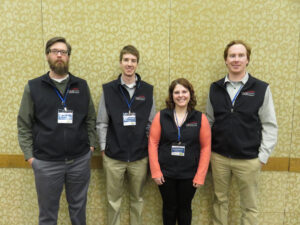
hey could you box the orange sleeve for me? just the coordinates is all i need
[193,113,211,185]
[148,112,163,178]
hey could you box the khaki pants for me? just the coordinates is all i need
[211,152,261,225]
[103,154,148,225]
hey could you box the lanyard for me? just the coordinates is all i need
[54,87,69,109]
[231,84,244,105]
[119,86,136,113]
[174,111,188,142]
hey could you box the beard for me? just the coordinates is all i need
[48,58,69,76]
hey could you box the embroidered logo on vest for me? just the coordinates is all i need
[135,95,145,101]
[69,88,80,94]
[241,90,255,96]
[186,121,198,127]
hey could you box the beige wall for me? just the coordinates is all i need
[0,0,299,224]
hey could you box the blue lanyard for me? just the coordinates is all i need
[119,86,136,113]
[231,84,244,105]
[174,111,188,142]
[54,87,69,109]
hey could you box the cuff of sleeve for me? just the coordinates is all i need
[151,171,163,179]
[24,151,33,161]
[100,143,106,151]
[88,137,99,148]
[258,152,269,164]
[193,177,205,185]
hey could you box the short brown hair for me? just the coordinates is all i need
[119,45,140,63]
[45,37,72,56]
[224,40,251,62]
[165,78,197,112]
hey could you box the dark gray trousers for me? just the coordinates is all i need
[32,151,91,225]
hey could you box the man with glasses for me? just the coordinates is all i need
[96,45,155,225]
[17,36,97,225]
[206,40,278,225]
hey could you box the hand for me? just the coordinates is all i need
[259,160,265,168]
[27,158,34,166]
[193,182,203,188]
[90,146,95,152]
[153,176,165,185]
[101,151,105,157]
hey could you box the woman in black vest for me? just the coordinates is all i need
[148,78,211,225]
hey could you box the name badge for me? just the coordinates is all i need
[123,112,136,126]
[58,109,73,124]
[171,143,185,156]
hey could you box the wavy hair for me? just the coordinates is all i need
[165,78,197,111]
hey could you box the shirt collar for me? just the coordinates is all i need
[121,75,137,89]
[224,72,249,85]
[51,74,69,83]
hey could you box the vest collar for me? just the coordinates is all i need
[41,71,78,87]
[163,108,197,122]
[216,73,255,89]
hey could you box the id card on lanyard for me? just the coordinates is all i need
[171,143,185,156]
[120,86,137,126]
[171,110,188,157]
[58,109,73,124]
[123,112,136,126]
[54,87,73,124]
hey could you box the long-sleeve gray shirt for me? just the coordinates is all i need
[96,77,156,151]
[206,73,278,164]
[17,76,98,160]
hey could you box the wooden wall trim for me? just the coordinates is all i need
[0,154,294,171]
[0,154,103,169]
[289,158,300,172]
[261,157,289,171]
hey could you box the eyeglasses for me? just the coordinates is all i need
[49,49,69,56]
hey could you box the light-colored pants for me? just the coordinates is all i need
[103,154,148,225]
[33,151,92,225]
[211,152,261,225]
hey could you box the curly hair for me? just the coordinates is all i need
[165,78,197,111]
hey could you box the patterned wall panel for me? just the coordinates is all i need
[41,0,170,110]
[169,0,299,159]
[291,29,300,158]
[0,169,38,225]
[0,0,299,224]
[285,172,300,214]
[0,0,44,155]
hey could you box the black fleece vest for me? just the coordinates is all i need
[209,74,268,159]
[158,109,202,179]
[29,73,90,161]
[103,74,153,162]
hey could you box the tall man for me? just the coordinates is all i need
[96,45,155,225]
[17,37,97,225]
[206,40,278,225]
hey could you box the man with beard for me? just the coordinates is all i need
[17,37,97,225]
